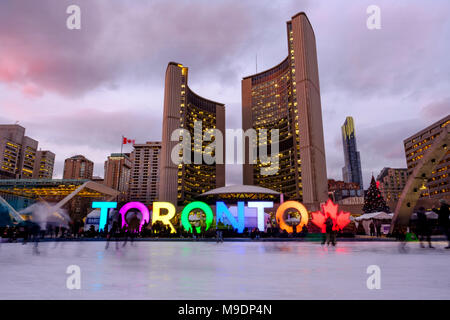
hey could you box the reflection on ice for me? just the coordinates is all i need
[0,241,449,299]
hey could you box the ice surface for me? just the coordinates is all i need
[0,241,449,299]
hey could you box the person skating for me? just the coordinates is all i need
[369,222,375,236]
[433,199,450,249]
[416,207,434,248]
[324,217,336,246]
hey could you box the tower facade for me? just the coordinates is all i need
[63,155,94,180]
[241,12,328,209]
[104,153,132,202]
[0,124,38,179]
[159,62,226,206]
[128,142,161,206]
[33,150,55,179]
[341,116,363,189]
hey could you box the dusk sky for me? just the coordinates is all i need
[1,0,449,187]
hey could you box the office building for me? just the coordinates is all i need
[63,155,94,180]
[376,167,408,202]
[104,153,132,202]
[404,115,450,198]
[0,124,38,179]
[159,62,226,206]
[341,116,363,189]
[241,12,328,209]
[33,150,55,179]
[129,142,161,206]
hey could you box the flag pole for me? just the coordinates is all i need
[120,135,124,155]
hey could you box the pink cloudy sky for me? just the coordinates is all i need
[1,0,449,187]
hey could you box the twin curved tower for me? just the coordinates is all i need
[160,13,328,210]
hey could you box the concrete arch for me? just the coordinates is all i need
[391,126,449,230]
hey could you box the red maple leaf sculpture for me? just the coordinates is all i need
[311,199,351,233]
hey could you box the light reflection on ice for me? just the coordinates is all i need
[0,241,449,299]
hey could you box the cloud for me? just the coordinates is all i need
[1,0,449,188]
[420,97,450,121]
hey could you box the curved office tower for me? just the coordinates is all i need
[242,12,328,209]
[159,62,225,206]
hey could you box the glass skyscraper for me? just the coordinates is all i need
[341,116,363,189]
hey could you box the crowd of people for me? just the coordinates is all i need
[1,199,449,249]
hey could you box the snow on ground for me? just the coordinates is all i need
[0,241,449,299]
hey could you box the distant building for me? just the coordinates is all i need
[376,167,408,202]
[0,124,39,179]
[159,62,225,206]
[129,142,161,206]
[328,179,363,202]
[33,150,55,179]
[404,114,450,198]
[63,155,94,180]
[341,116,363,189]
[241,12,328,209]
[104,153,132,202]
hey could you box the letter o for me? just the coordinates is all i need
[276,201,309,233]
[119,202,150,232]
[181,201,214,233]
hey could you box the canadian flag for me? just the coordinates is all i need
[122,137,135,145]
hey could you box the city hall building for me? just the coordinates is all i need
[241,12,328,210]
[159,62,226,207]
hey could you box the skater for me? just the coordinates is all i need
[216,228,223,243]
[369,222,375,236]
[30,222,41,255]
[323,217,336,246]
[376,222,382,237]
[123,214,140,247]
[416,207,434,248]
[433,199,450,249]
[105,221,120,250]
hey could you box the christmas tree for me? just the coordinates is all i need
[362,176,390,213]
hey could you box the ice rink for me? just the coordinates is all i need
[0,240,449,299]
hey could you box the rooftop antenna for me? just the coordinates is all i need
[256,53,258,73]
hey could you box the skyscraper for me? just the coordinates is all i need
[341,116,363,189]
[128,142,161,206]
[33,150,55,179]
[63,155,94,180]
[104,153,132,202]
[0,124,38,179]
[241,12,328,209]
[159,62,226,206]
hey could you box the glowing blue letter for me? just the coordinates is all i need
[248,201,273,231]
[216,201,245,233]
[92,202,117,231]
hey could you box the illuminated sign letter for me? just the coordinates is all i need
[119,202,150,232]
[92,201,117,231]
[247,201,273,231]
[276,201,309,233]
[152,202,176,233]
[216,201,245,233]
[181,201,213,233]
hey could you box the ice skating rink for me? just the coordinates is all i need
[0,241,449,299]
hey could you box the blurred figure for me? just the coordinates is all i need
[215,228,223,243]
[433,199,450,249]
[123,214,140,247]
[376,222,382,237]
[30,222,41,255]
[416,207,433,248]
[105,221,120,250]
[369,222,375,236]
[323,217,336,246]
